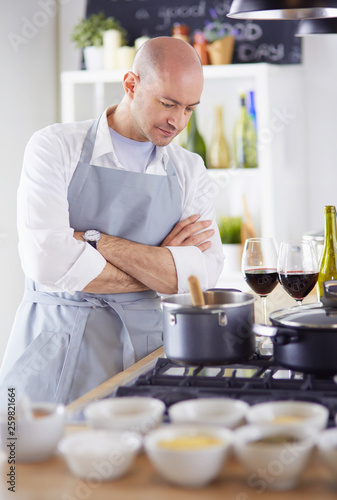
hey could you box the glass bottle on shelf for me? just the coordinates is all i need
[172,24,191,44]
[208,105,230,169]
[317,205,337,299]
[193,31,209,65]
[246,90,257,131]
[184,111,207,165]
[234,93,258,169]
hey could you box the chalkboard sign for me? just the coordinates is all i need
[86,0,301,65]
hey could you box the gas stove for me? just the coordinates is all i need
[114,354,337,427]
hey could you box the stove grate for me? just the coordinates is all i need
[113,356,337,426]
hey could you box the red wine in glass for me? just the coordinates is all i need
[244,268,279,297]
[278,271,318,300]
[242,238,278,324]
[277,240,319,306]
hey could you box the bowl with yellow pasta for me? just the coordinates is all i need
[144,424,233,488]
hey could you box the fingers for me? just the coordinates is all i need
[183,228,215,247]
[163,214,201,241]
[161,214,214,250]
[197,240,212,253]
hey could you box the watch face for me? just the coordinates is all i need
[84,230,101,242]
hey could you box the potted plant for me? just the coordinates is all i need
[71,11,127,70]
[218,216,242,273]
[203,9,235,65]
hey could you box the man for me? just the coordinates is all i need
[0,37,224,404]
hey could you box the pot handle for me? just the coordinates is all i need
[252,324,301,345]
[169,309,228,327]
[252,324,278,337]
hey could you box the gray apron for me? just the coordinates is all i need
[0,116,182,404]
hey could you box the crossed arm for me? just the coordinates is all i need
[74,214,214,295]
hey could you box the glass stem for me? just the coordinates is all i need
[261,296,268,325]
[296,299,303,306]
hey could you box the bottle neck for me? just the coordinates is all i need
[215,106,224,135]
[324,209,337,249]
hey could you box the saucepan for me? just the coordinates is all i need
[253,281,337,375]
[162,287,257,365]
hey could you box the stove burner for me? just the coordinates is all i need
[113,355,337,426]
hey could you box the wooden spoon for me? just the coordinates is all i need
[188,275,205,307]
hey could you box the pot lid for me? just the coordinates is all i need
[270,303,337,329]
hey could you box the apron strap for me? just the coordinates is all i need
[79,115,101,164]
[54,306,92,404]
[23,289,141,393]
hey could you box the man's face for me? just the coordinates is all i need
[129,69,203,147]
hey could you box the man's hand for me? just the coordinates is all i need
[161,214,215,252]
[73,232,85,242]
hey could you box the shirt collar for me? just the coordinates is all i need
[91,106,170,172]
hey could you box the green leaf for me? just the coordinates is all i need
[71,11,128,49]
[218,216,242,244]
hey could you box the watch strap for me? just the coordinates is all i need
[87,240,97,249]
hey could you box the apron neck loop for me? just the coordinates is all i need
[79,115,102,164]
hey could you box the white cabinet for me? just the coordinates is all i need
[61,63,306,246]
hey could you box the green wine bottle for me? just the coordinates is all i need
[184,110,207,165]
[318,205,337,299]
[208,105,230,169]
[234,93,258,169]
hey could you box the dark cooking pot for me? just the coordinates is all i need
[162,289,256,365]
[253,282,337,375]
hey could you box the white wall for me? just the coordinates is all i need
[302,35,337,233]
[0,0,59,366]
[0,1,86,367]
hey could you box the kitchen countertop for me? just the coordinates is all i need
[1,286,332,500]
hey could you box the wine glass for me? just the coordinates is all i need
[242,238,278,325]
[277,240,319,306]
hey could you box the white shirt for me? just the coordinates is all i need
[17,107,224,294]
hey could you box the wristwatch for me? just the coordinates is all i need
[83,230,101,249]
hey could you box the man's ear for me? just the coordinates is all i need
[123,71,139,99]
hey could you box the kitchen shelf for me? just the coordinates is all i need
[60,63,306,243]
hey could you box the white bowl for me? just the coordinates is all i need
[0,402,66,462]
[169,398,249,429]
[84,397,165,435]
[316,428,337,475]
[246,400,329,431]
[234,424,316,490]
[58,430,142,481]
[144,424,233,488]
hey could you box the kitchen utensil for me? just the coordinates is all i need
[0,402,66,462]
[188,275,205,307]
[58,430,141,480]
[234,424,316,491]
[144,424,233,488]
[246,401,328,431]
[317,428,337,476]
[169,398,249,429]
[242,194,256,238]
[253,281,337,374]
[162,288,256,365]
[84,397,165,435]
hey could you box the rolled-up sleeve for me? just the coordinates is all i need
[17,127,106,293]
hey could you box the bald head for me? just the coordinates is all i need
[132,36,203,87]
[113,36,204,146]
